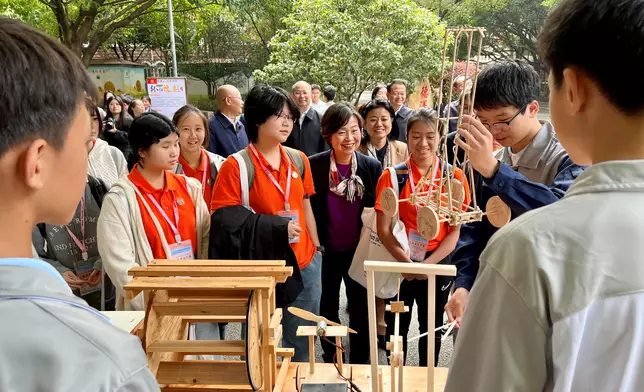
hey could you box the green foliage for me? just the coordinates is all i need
[255,0,445,103]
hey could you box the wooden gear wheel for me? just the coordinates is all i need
[485,196,511,228]
[381,187,399,218]
[417,206,440,241]
[245,290,263,390]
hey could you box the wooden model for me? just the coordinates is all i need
[364,261,457,392]
[124,259,294,392]
[379,27,511,241]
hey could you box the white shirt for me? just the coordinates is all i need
[510,147,526,166]
[299,106,310,127]
[311,101,327,114]
[446,160,644,392]
[222,113,237,132]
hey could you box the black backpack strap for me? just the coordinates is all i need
[87,176,108,208]
[393,162,409,196]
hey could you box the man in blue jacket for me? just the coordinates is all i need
[208,84,248,157]
[445,59,585,327]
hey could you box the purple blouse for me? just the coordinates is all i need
[327,163,362,251]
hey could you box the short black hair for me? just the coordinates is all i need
[103,90,115,104]
[371,84,387,100]
[0,18,96,158]
[127,112,178,169]
[244,85,300,143]
[387,79,407,93]
[311,84,321,91]
[360,99,400,143]
[85,97,103,138]
[142,95,151,103]
[120,94,133,105]
[323,85,337,101]
[538,0,644,115]
[406,107,441,139]
[320,103,363,144]
[474,60,540,112]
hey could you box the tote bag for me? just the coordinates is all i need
[349,167,409,298]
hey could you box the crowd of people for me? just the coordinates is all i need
[3,0,644,390]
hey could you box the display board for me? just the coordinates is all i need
[146,77,188,118]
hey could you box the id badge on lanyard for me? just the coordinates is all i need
[409,229,429,262]
[146,192,195,260]
[278,210,300,243]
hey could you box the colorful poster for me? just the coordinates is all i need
[146,77,188,119]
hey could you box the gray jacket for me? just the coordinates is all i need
[0,258,159,392]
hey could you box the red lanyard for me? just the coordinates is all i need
[180,151,210,197]
[409,156,440,208]
[146,192,182,243]
[249,144,292,211]
[65,196,88,261]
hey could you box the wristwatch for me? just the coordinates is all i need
[316,245,325,256]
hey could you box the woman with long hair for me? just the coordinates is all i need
[172,105,225,207]
[86,98,127,188]
[374,108,471,366]
[308,103,382,364]
[105,96,133,134]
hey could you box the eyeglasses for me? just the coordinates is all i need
[276,112,295,121]
[480,105,526,132]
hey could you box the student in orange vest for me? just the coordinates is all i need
[171,105,225,209]
[211,85,322,362]
[374,108,471,365]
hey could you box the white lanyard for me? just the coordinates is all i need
[409,156,440,208]
[146,192,181,243]
[65,196,88,261]
[249,144,292,211]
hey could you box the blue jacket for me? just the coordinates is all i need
[453,122,585,291]
[208,111,248,157]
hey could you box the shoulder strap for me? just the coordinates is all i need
[392,162,409,196]
[232,151,252,210]
[87,176,108,208]
[283,146,305,181]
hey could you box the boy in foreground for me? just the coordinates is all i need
[446,0,644,390]
[0,18,158,391]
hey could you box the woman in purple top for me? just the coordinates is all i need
[308,103,383,364]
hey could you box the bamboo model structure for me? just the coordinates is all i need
[364,261,457,392]
[123,259,294,392]
[379,27,511,240]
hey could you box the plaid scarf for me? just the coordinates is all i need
[329,151,364,202]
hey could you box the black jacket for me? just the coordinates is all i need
[209,206,303,307]
[284,108,328,157]
[309,151,383,248]
[393,106,413,143]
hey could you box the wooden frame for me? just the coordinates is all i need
[379,27,511,240]
[124,259,294,392]
[364,261,456,392]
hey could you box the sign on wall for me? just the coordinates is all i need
[146,77,188,119]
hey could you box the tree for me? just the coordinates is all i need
[179,6,261,97]
[255,0,445,104]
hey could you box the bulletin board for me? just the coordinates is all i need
[146,77,188,118]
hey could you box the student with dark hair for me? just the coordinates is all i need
[102,90,115,110]
[97,112,210,311]
[375,108,471,366]
[211,84,322,362]
[444,60,584,335]
[446,0,644,389]
[86,98,127,188]
[358,99,408,167]
[310,83,326,113]
[323,85,337,103]
[142,95,152,112]
[387,79,413,142]
[372,84,388,100]
[172,105,225,208]
[106,95,133,134]
[129,99,146,118]
[0,18,158,391]
[309,103,382,364]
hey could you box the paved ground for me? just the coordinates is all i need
[226,281,454,367]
